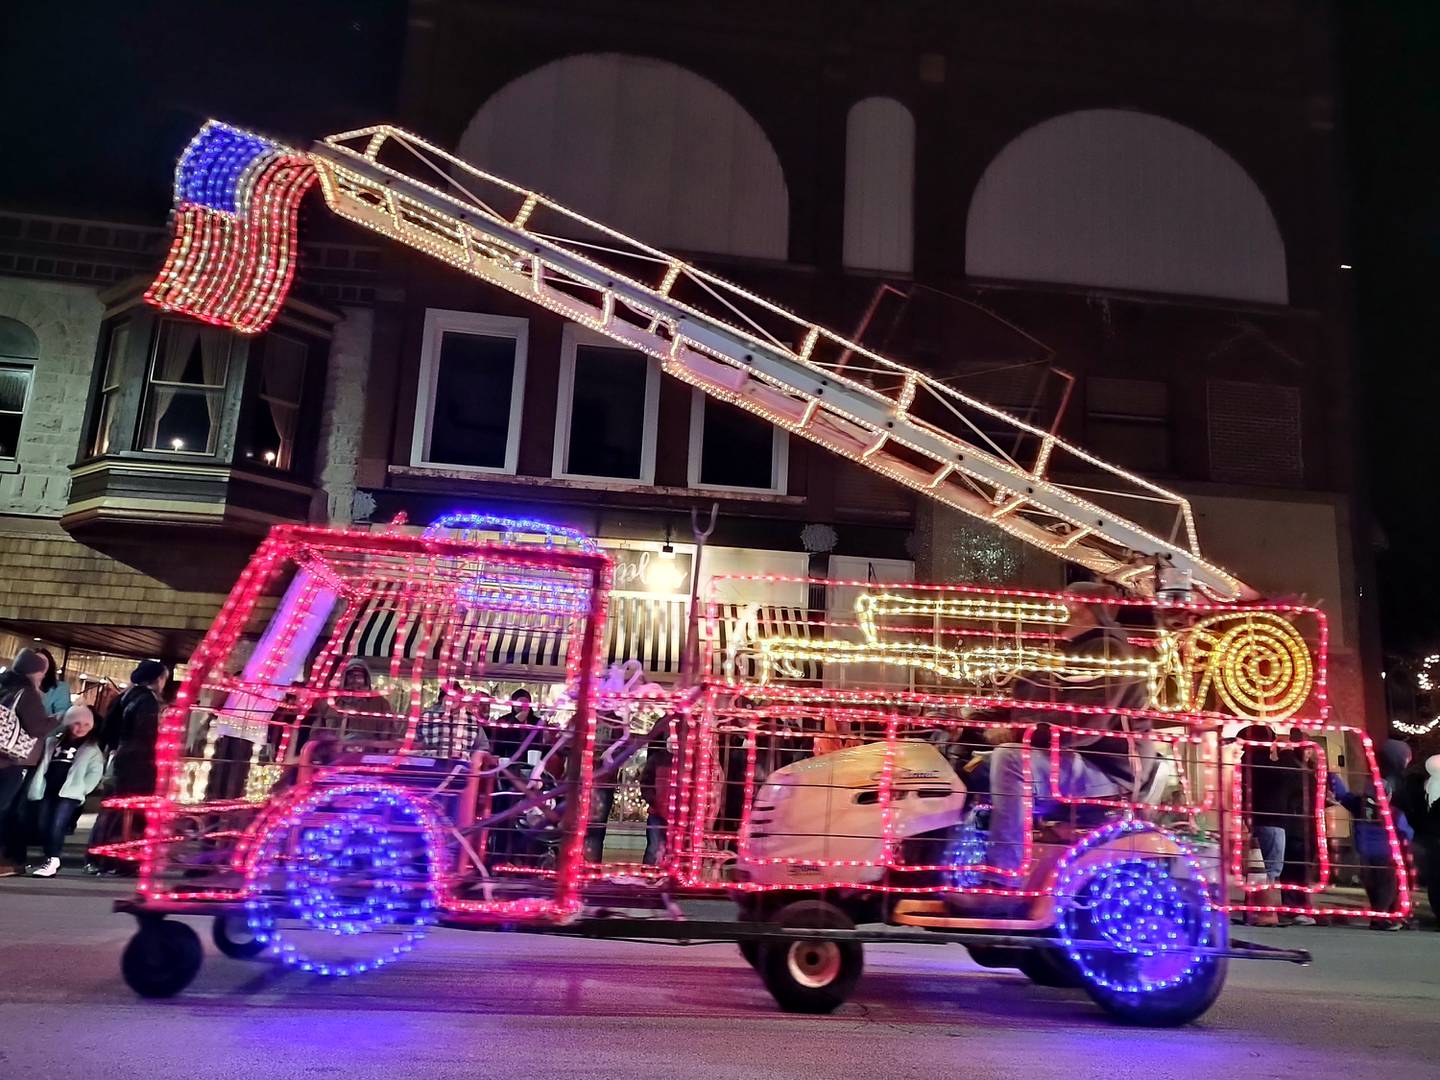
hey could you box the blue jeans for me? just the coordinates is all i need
[32,796,80,859]
[987,745,1126,874]
[1253,824,1286,883]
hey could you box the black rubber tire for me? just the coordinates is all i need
[739,940,762,969]
[212,913,268,960]
[736,896,768,968]
[121,921,203,999]
[1064,869,1229,1026]
[1084,951,1227,1027]
[1017,948,1080,989]
[757,900,863,1014]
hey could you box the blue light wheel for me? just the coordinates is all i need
[244,784,441,978]
[1055,820,1227,1026]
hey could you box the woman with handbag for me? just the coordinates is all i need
[0,649,58,876]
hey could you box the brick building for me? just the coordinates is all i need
[0,1,1380,733]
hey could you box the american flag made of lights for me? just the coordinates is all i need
[145,121,317,334]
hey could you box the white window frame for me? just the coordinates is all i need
[411,309,528,476]
[687,389,789,494]
[0,359,35,463]
[552,324,660,485]
[140,320,232,457]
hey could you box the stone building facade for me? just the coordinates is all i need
[0,1,1381,736]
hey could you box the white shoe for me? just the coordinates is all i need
[1289,914,1317,926]
[27,858,59,878]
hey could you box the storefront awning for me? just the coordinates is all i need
[343,592,697,682]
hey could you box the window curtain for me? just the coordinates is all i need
[151,323,198,431]
[199,330,228,434]
[262,349,304,468]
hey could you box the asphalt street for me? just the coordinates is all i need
[2,875,1437,1080]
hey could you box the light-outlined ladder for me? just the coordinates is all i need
[246,124,1258,600]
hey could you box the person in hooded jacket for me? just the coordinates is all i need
[0,649,59,876]
[318,660,398,743]
[1330,739,1415,930]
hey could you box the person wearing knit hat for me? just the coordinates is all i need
[0,649,58,875]
[104,661,168,797]
[129,659,167,688]
[87,660,169,876]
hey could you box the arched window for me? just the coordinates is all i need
[0,316,39,461]
[458,53,788,260]
[966,109,1287,304]
[843,97,914,273]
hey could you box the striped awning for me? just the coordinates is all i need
[603,596,688,677]
[335,590,568,677]
[342,591,694,681]
[710,603,818,681]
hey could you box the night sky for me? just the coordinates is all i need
[2,1,1437,651]
[1341,2,1440,653]
[0,1,405,219]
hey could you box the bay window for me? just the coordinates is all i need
[141,320,231,455]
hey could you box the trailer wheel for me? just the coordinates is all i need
[121,920,203,998]
[212,913,267,960]
[244,783,439,977]
[739,940,761,968]
[1057,824,1227,1026]
[757,900,863,1014]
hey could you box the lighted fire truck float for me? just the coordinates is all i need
[104,121,1411,1025]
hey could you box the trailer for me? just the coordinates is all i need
[104,120,1413,1024]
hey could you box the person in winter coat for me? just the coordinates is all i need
[104,660,168,798]
[317,660,397,743]
[36,648,72,724]
[1277,726,1320,925]
[1330,739,1415,931]
[87,660,167,876]
[23,706,103,877]
[0,649,58,876]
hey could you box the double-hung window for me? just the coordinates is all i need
[91,322,130,455]
[1086,377,1171,475]
[552,325,658,484]
[240,334,308,471]
[0,363,33,461]
[688,391,788,493]
[141,320,232,455]
[412,310,528,474]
